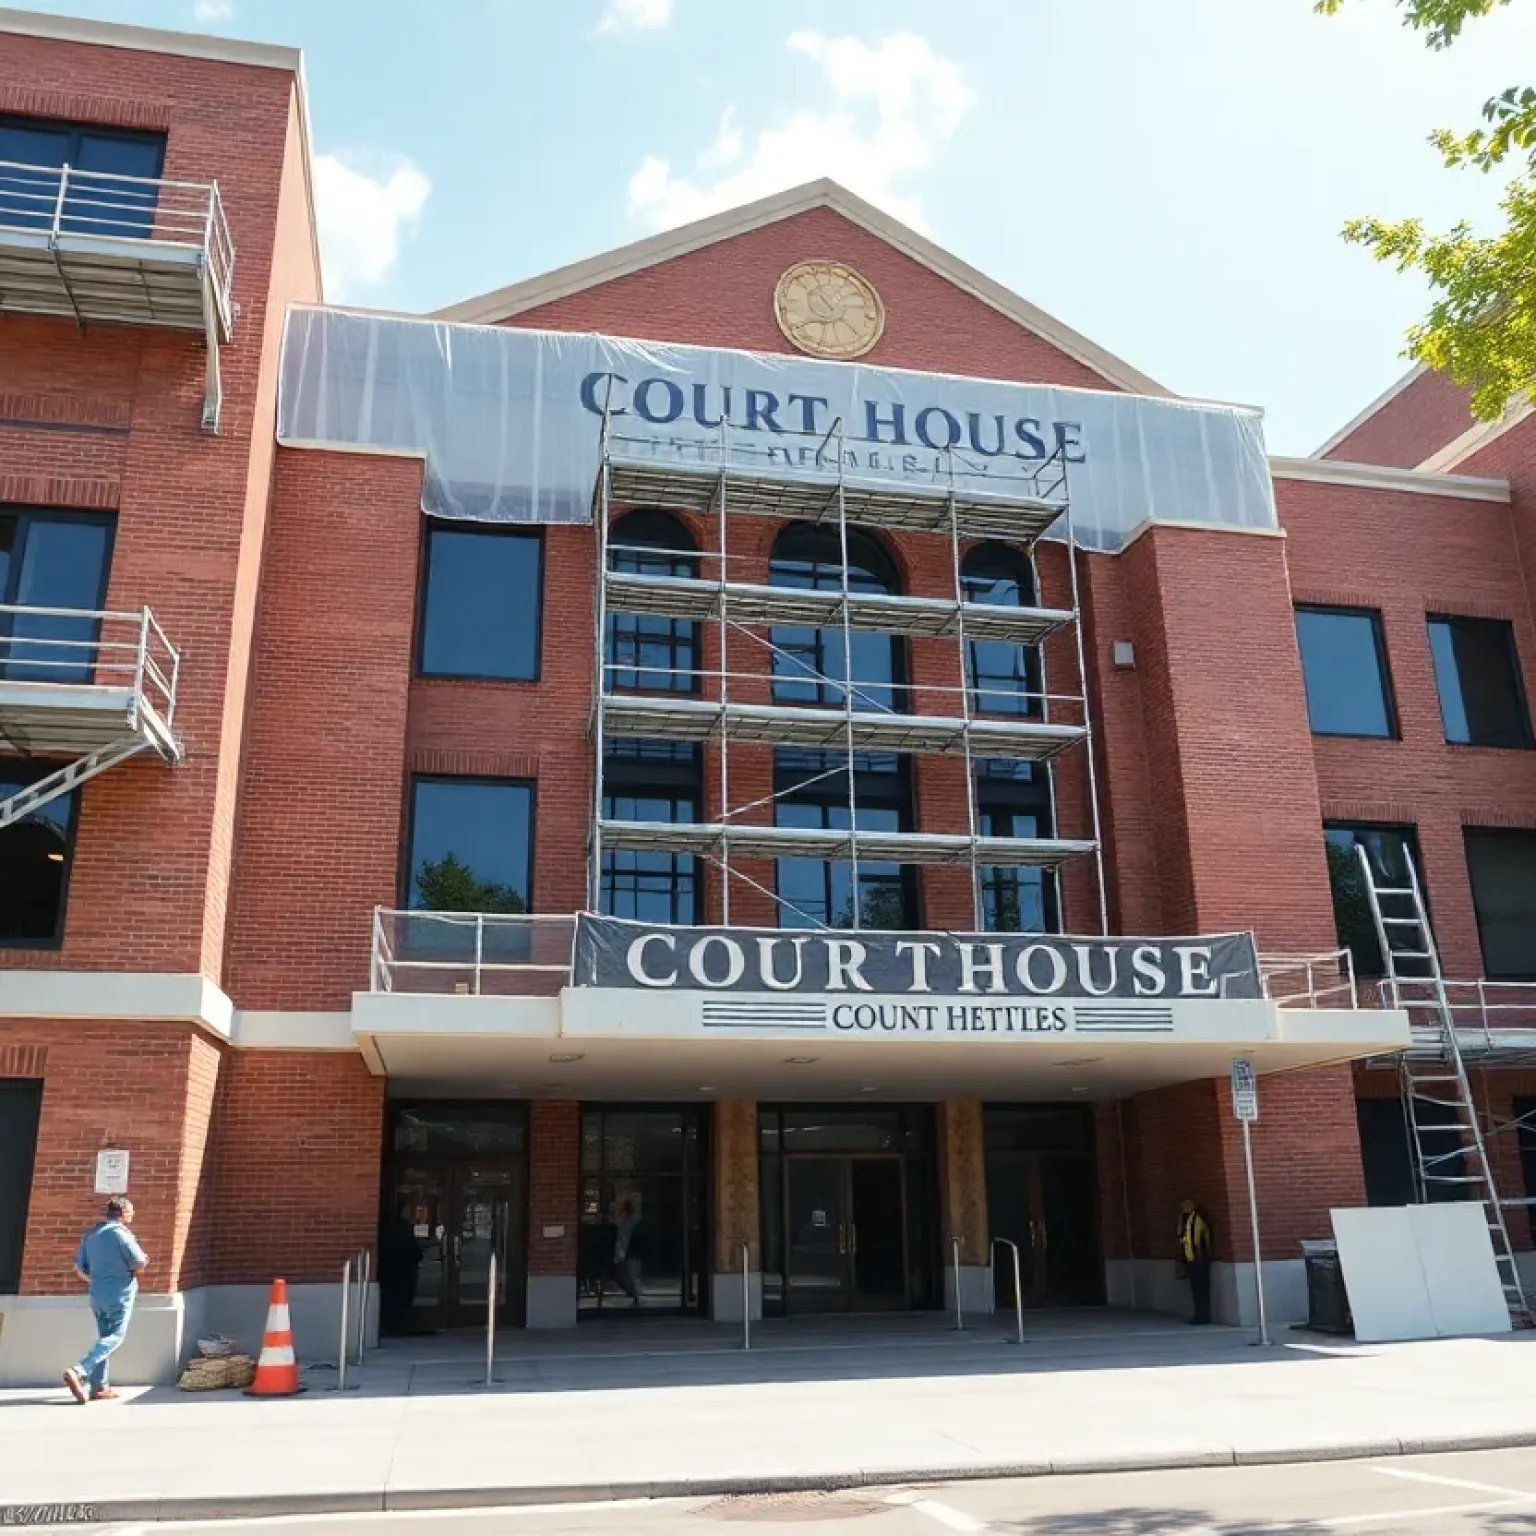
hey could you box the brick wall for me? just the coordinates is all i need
[528,1100,578,1277]
[1323,370,1475,469]
[1280,477,1536,978]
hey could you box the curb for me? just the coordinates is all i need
[20,1431,1536,1525]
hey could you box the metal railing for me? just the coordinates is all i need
[1381,975,1536,1056]
[0,159,235,333]
[0,602,180,722]
[371,908,576,996]
[990,1237,1024,1346]
[1259,948,1358,1009]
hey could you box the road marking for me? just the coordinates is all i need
[1370,1465,1536,1499]
[884,1491,991,1533]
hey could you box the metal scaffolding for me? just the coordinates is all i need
[587,415,1107,934]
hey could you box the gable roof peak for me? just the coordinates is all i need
[433,178,1167,397]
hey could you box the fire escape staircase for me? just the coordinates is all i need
[0,604,183,831]
[1357,844,1534,1327]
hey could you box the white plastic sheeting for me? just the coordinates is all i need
[276,306,1277,551]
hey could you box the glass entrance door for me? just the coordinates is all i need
[985,1147,1102,1307]
[786,1157,849,1312]
[383,1160,526,1332]
[785,1156,909,1312]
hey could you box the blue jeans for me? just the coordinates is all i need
[78,1300,132,1393]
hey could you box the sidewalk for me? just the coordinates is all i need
[4,1312,1536,1522]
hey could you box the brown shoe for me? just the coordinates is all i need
[62,1368,87,1404]
[89,1388,120,1401]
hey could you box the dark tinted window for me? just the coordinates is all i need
[1295,607,1395,738]
[0,117,164,237]
[406,778,533,912]
[963,543,1041,717]
[1465,828,1536,979]
[602,740,701,924]
[419,525,541,680]
[773,749,915,929]
[770,523,905,712]
[1356,1096,1466,1207]
[0,1080,42,1292]
[1323,823,1429,979]
[0,510,114,683]
[976,758,1056,934]
[0,764,77,945]
[606,510,698,693]
[1428,616,1532,749]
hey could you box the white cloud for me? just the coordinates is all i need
[312,152,430,298]
[596,0,671,35]
[193,0,233,20]
[626,31,975,233]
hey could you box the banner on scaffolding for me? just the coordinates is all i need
[277,306,1277,552]
[569,913,1264,1002]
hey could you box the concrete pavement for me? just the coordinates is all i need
[48,1448,1536,1536]
[3,1313,1536,1523]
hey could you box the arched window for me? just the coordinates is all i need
[769,522,906,713]
[962,543,1040,717]
[606,510,698,693]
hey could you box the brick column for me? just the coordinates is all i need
[936,1099,990,1314]
[711,1100,760,1320]
[526,1100,578,1328]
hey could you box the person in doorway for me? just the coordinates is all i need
[1176,1199,1213,1326]
[63,1196,148,1403]
[613,1198,643,1308]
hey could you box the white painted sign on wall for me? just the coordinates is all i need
[93,1149,129,1195]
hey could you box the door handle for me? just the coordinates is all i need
[1039,1220,1048,1251]
[1028,1219,1039,1249]
[838,1224,847,1256]
[850,1224,858,1256]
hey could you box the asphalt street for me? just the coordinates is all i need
[51,1447,1536,1536]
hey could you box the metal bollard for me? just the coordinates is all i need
[740,1240,751,1352]
[354,1249,370,1365]
[485,1251,498,1388]
[328,1256,355,1392]
[991,1237,1024,1346]
[951,1235,964,1331]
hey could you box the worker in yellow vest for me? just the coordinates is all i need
[1177,1199,1213,1325]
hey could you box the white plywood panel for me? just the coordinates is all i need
[1410,1203,1512,1337]
[1332,1207,1431,1342]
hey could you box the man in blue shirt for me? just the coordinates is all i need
[63,1197,148,1403]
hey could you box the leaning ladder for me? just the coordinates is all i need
[1356,845,1533,1327]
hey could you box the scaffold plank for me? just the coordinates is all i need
[603,571,1075,644]
[606,458,1065,542]
[599,694,1086,761]
[598,817,1096,868]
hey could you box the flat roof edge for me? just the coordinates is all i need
[0,6,301,73]
[1269,454,1510,503]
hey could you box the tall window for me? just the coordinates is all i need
[774,749,916,929]
[0,1080,42,1293]
[1464,828,1536,980]
[0,763,77,946]
[606,510,699,693]
[418,523,542,681]
[601,740,701,924]
[0,117,165,238]
[405,777,533,913]
[1295,606,1397,739]
[976,759,1058,933]
[1322,823,1428,979]
[0,508,115,682]
[1428,616,1533,749]
[962,543,1041,717]
[769,523,906,713]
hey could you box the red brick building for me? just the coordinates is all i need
[2,11,1534,1383]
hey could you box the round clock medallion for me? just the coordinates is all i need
[773,261,886,360]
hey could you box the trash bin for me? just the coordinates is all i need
[1300,1238,1352,1334]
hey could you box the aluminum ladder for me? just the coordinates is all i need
[1356,844,1533,1326]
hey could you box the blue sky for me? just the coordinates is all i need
[27,0,1536,453]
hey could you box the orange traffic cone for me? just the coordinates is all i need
[244,1278,305,1397]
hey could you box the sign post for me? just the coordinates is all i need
[1230,1059,1269,1346]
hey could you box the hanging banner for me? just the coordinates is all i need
[570,914,1263,1001]
[277,306,1276,552]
